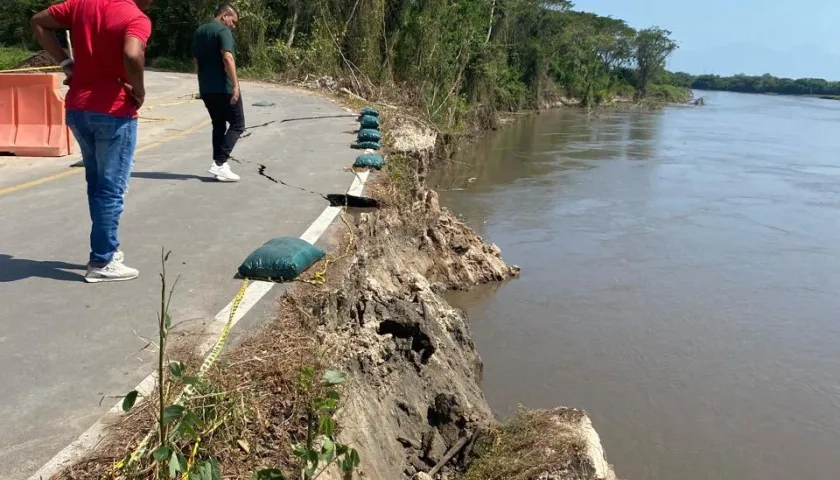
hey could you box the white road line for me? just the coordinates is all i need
[28,171,371,480]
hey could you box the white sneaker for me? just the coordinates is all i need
[209,162,241,182]
[85,259,139,283]
[87,250,124,273]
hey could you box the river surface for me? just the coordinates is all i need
[432,91,840,480]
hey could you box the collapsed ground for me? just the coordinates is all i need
[49,87,620,480]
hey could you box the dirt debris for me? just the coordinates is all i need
[388,119,438,154]
[13,50,61,69]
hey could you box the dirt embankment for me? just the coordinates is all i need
[304,130,618,479]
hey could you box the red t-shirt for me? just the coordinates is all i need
[48,0,152,118]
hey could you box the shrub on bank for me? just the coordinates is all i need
[646,83,693,103]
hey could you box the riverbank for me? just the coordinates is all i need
[40,80,620,479]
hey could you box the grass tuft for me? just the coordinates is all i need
[462,408,594,480]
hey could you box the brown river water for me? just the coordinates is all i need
[431,91,840,480]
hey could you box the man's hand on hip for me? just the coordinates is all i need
[62,67,73,86]
[119,80,145,109]
[131,90,146,109]
[60,59,73,85]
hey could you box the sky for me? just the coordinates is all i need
[571,0,840,80]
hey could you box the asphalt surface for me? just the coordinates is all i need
[0,72,362,479]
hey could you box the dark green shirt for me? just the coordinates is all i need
[191,20,236,94]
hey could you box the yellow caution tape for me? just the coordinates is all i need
[107,279,249,474]
[0,65,62,73]
[296,172,367,286]
[297,207,355,286]
[181,441,200,480]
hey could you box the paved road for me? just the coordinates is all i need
[0,72,361,479]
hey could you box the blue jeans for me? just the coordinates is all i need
[67,110,138,267]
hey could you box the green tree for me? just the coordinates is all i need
[633,26,678,98]
[660,70,840,97]
[0,0,55,49]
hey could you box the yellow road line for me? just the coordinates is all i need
[0,119,211,197]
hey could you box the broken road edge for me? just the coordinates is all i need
[40,88,620,480]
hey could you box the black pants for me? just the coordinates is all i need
[201,93,245,165]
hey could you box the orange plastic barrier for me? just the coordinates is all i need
[0,73,73,157]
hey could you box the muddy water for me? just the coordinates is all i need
[432,91,840,480]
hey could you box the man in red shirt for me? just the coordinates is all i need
[31,0,153,283]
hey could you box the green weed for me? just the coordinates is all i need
[121,249,230,479]
[252,367,360,480]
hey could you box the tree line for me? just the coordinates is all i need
[1,0,683,128]
[661,70,840,97]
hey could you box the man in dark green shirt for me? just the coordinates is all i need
[192,3,243,182]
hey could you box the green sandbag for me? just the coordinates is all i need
[357,128,382,142]
[238,237,325,282]
[359,115,380,129]
[359,106,379,117]
[354,153,386,170]
[352,141,381,150]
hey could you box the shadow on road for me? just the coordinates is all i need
[0,254,87,282]
[131,172,216,182]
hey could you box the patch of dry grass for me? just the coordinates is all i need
[462,408,593,480]
[195,304,323,478]
[360,153,413,207]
